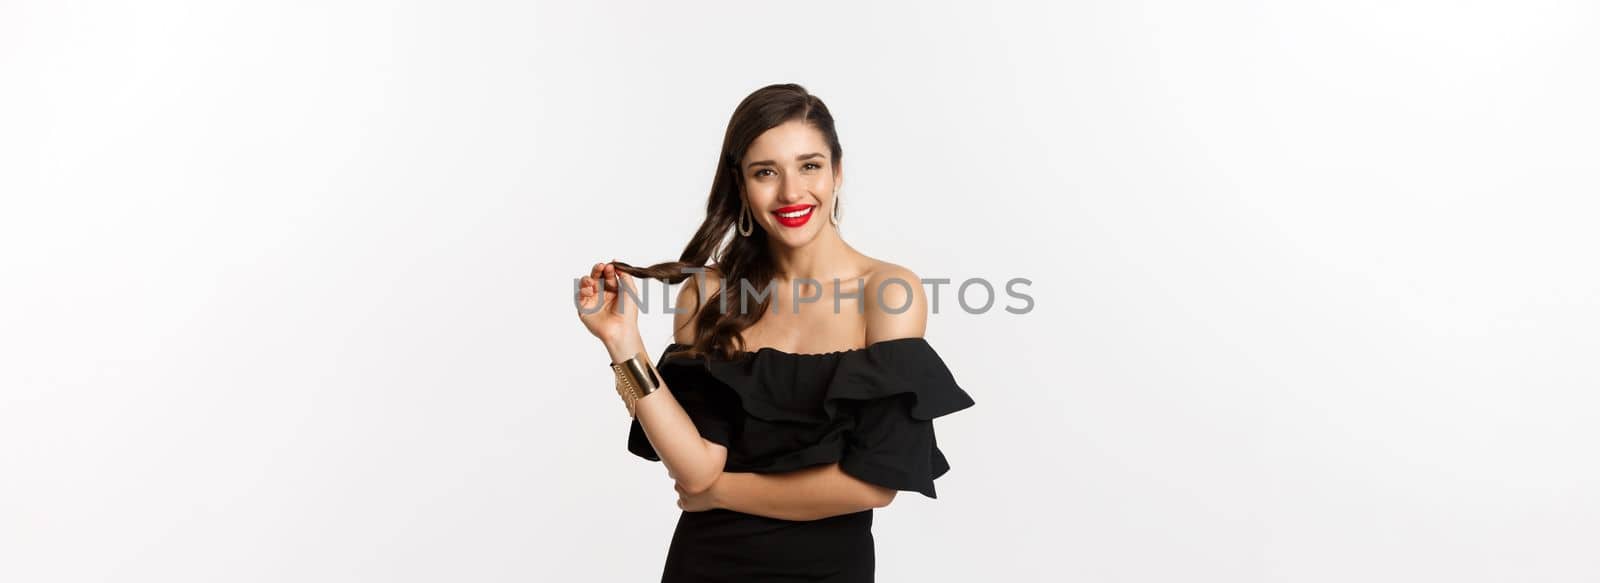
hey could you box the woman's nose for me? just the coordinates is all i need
[777,184,808,204]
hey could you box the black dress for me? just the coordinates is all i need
[627,337,976,582]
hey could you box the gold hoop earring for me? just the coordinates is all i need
[738,201,754,237]
[830,188,842,226]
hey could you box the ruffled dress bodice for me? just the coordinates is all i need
[627,337,975,498]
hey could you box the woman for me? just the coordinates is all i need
[574,83,975,582]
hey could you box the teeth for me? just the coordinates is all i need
[777,207,812,218]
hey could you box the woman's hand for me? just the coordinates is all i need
[576,262,646,359]
[676,478,720,513]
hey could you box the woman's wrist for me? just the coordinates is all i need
[707,472,735,510]
[603,331,647,363]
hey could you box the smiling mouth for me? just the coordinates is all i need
[772,204,815,228]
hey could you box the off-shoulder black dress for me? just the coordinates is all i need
[627,337,976,583]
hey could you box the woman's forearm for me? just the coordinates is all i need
[710,463,892,522]
[609,332,725,493]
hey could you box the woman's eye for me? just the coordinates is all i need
[754,163,819,177]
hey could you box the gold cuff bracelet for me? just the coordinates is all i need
[611,351,661,418]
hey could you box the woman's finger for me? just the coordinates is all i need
[575,276,597,311]
[616,267,638,294]
[609,264,640,307]
[599,263,617,296]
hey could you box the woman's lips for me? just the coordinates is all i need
[772,204,815,228]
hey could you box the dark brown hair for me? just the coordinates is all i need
[611,83,844,360]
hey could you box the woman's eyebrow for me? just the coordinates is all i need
[746,152,826,169]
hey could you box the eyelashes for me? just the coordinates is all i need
[754,162,823,177]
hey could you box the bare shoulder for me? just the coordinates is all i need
[862,259,927,343]
[672,265,725,344]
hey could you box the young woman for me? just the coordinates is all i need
[573,83,975,582]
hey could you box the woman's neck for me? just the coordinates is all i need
[767,227,862,283]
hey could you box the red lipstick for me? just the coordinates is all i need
[772,204,815,228]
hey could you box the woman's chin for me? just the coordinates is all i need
[768,226,821,249]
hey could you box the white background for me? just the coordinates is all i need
[3,1,1598,581]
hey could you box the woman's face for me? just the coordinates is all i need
[738,120,842,249]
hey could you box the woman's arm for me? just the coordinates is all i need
[609,333,727,495]
[685,463,895,522]
[578,262,727,495]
